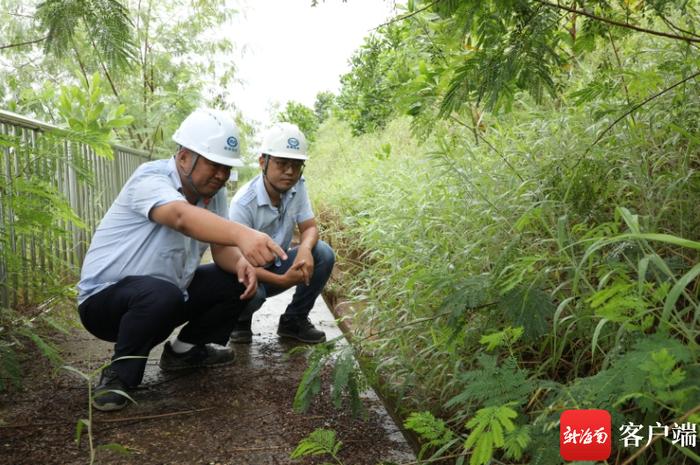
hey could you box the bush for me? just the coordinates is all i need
[305,46,700,463]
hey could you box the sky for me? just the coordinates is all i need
[226,0,397,130]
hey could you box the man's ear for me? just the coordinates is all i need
[175,148,190,168]
[258,154,266,169]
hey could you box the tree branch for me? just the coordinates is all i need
[85,19,141,145]
[564,67,700,203]
[5,12,35,19]
[449,115,526,182]
[536,0,700,43]
[346,301,499,344]
[373,0,441,30]
[607,30,632,108]
[587,69,700,152]
[0,36,47,51]
[658,13,700,40]
[71,38,90,89]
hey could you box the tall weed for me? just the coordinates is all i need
[0,77,130,389]
[306,36,700,463]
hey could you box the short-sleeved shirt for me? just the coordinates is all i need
[228,174,314,253]
[77,157,228,304]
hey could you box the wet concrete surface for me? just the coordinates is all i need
[38,288,417,464]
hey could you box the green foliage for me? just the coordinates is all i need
[293,342,333,413]
[479,326,523,352]
[440,274,493,331]
[0,338,21,391]
[502,425,531,461]
[290,428,343,465]
[57,73,134,157]
[404,411,458,458]
[3,2,700,464]
[0,149,82,386]
[36,0,137,70]
[335,0,700,136]
[18,327,63,366]
[497,286,555,341]
[0,72,135,392]
[293,340,366,418]
[277,100,320,142]
[2,0,242,157]
[445,355,535,409]
[640,348,686,392]
[336,31,403,134]
[558,334,698,416]
[64,360,138,464]
[314,91,337,124]
[330,350,365,417]
[307,13,700,461]
[464,404,520,465]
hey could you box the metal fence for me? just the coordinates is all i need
[0,109,149,308]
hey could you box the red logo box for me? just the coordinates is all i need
[560,409,612,461]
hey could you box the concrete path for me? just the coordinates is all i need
[37,288,417,464]
[153,288,415,462]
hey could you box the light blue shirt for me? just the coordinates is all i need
[229,174,314,254]
[77,158,228,304]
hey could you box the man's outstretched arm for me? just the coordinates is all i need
[150,200,287,267]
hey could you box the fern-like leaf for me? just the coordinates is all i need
[36,0,136,70]
[293,342,334,413]
[331,349,366,417]
[331,350,354,408]
[464,404,518,465]
[18,327,62,366]
[499,285,554,340]
[290,428,342,459]
[404,411,456,446]
[405,411,459,459]
[445,354,534,408]
[503,425,531,460]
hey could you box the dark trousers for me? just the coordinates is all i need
[78,264,244,387]
[240,240,335,320]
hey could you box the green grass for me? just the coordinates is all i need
[304,49,700,464]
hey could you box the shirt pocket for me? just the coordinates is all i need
[159,247,186,281]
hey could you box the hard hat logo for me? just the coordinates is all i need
[287,138,300,150]
[226,136,239,151]
[260,123,309,161]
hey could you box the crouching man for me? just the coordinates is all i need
[77,108,286,411]
[228,123,334,345]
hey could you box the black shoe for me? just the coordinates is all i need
[230,317,253,344]
[159,341,235,371]
[92,366,131,412]
[277,315,326,343]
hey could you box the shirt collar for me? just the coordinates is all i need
[167,157,184,191]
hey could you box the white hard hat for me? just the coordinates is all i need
[172,108,243,167]
[260,122,309,161]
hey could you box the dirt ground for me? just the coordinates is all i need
[0,291,415,465]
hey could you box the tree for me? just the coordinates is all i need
[313,91,336,124]
[335,0,700,135]
[1,0,241,158]
[336,32,400,135]
[277,101,320,142]
[35,0,137,71]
